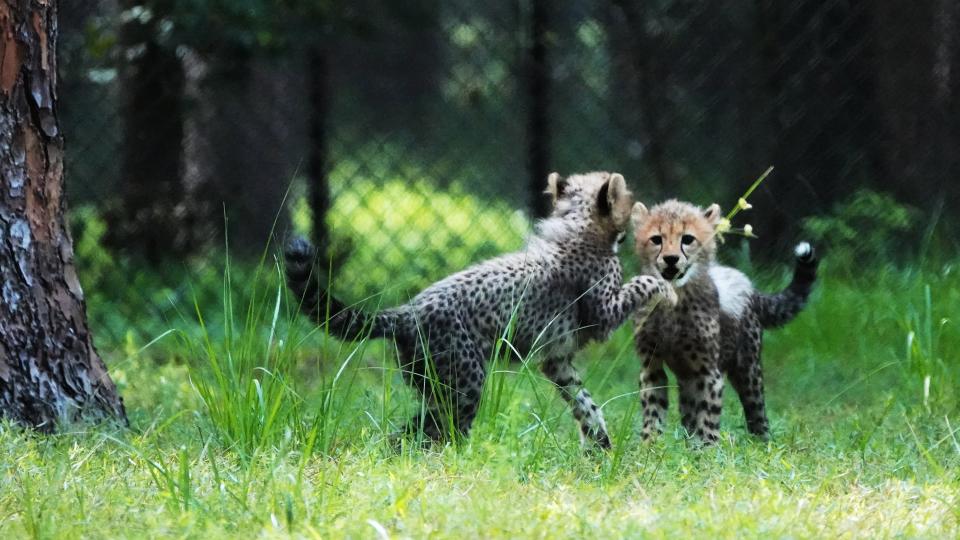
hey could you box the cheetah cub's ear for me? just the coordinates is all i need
[703,203,723,225]
[599,173,633,226]
[631,201,649,228]
[545,172,566,205]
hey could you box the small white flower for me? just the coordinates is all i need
[743,224,754,237]
[737,197,753,211]
[715,218,732,233]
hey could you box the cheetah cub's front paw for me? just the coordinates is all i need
[658,279,678,308]
[629,275,678,311]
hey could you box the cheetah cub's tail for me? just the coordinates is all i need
[284,236,411,341]
[753,242,819,329]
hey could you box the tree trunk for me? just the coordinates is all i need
[871,0,958,211]
[0,0,126,429]
[750,0,879,253]
[612,0,677,192]
[202,50,297,255]
[308,45,331,253]
[526,0,551,219]
[107,0,191,261]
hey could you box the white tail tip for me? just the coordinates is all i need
[794,241,812,259]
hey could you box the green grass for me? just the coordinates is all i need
[2,259,959,538]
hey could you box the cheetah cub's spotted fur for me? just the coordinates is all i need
[286,172,675,447]
[631,199,818,444]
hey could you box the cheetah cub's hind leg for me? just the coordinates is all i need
[397,330,487,445]
[428,352,487,443]
[678,367,724,445]
[395,348,449,444]
[726,316,770,438]
[450,354,488,438]
[637,346,669,441]
[541,356,611,449]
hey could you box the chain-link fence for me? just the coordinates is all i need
[59,1,959,348]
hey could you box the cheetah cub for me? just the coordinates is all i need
[630,199,818,444]
[286,172,675,448]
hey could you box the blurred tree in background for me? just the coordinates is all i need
[110,0,190,260]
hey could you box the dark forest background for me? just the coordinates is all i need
[59,0,959,347]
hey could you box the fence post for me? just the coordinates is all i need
[309,46,331,255]
[111,0,188,261]
[526,0,551,218]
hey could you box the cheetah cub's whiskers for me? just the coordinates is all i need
[286,172,675,448]
[631,199,818,445]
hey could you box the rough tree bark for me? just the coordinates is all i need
[0,0,126,429]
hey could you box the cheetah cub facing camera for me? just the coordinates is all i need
[285,172,676,448]
[631,200,818,444]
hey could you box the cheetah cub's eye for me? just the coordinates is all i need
[650,235,662,245]
[681,234,696,246]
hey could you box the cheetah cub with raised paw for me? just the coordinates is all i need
[286,172,675,448]
[630,200,818,444]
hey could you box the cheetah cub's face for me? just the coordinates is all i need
[631,199,722,286]
[546,171,634,249]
